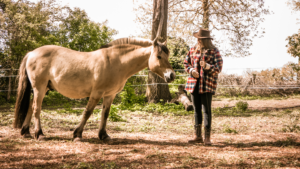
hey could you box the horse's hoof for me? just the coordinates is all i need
[103,136,111,141]
[74,137,83,142]
[38,135,47,141]
[23,134,32,139]
[103,136,113,144]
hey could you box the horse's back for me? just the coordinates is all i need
[26,45,96,98]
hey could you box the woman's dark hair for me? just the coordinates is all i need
[199,38,215,50]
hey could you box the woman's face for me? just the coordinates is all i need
[197,38,202,45]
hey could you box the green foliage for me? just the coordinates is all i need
[286,30,300,59]
[223,124,238,134]
[54,7,117,52]
[282,113,300,133]
[128,102,189,116]
[43,91,89,107]
[101,162,117,169]
[0,0,64,69]
[0,0,117,77]
[0,92,7,105]
[108,105,125,122]
[213,106,251,117]
[119,83,146,108]
[282,124,300,133]
[76,162,93,169]
[167,37,189,69]
[235,101,249,112]
[93,105,125,122]
[56,103,83,115]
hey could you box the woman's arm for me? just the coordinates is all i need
[184,49,194,74]
[205,48,223,76]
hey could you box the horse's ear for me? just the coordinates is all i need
[153,37,158,46]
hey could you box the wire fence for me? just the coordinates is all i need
[1,67,300,113]
[2,68,300,90]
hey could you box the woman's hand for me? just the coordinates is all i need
[200,60,206,67]
[191,69,199,78]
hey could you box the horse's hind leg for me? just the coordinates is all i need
[32,86,47,140]
[73,93,103,142]
[98,95,116,141]
[21,100,33,138]
[21,89,48,138]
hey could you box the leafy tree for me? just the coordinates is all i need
[286,0,300,61]
[287,0,300,11]
[286,31,300,61]
[0,0,64,69]
[134,0,270,57]
[54,8,117,52]
[167,36,189,69]
[0,0,63,100]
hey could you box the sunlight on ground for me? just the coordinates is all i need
[0,108,300,168]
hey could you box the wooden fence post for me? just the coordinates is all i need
[7,69,12,101]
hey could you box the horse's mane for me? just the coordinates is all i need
[99,37,169,55]
[99,38,153,49]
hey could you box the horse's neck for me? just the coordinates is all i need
[120,46,151,77]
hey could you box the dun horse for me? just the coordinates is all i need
[13,38,175,141]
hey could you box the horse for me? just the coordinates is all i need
[13,37,175,141]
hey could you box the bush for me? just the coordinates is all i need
[235,101,249,112]
[109,105,125,122]
[119,83,146,108]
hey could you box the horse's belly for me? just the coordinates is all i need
[50,78,92,99]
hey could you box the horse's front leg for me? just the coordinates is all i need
[73,94,103,142]
[98,95,116,141]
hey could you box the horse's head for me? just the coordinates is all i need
[149,38,176,83]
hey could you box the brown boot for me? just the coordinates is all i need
[188,124,203,143]
[204,128,212,145]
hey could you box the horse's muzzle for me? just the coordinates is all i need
[164,70,176,83]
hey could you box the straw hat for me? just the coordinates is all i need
[193,28,213,39]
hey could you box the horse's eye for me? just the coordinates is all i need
[157,56,162,59]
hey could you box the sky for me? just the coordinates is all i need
[30,0,300,75]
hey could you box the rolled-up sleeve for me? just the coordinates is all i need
[207,48,223,76]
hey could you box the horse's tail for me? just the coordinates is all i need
[13,54,32,129]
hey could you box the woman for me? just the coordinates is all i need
[184,28,223,145]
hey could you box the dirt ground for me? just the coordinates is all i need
[212,98,300,110]
[1,99,300,168]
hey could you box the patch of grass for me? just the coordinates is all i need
[214,93,300,101]
[235,101,249,112]
[282,124,300,133]
[113,126,124,131]
[76,162,93,169]
[101,162,117,169]
[127,102,189,116]
[222,124,238,134]
[281,113,300,133]
[139,124,156,132]
[93,105,126,122]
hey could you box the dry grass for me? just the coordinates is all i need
[0,106,300,168]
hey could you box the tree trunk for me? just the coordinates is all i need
[147,0,172,103]
[171,85,193,111]
[7,69,12,101]
[202,0,210,29]
[298,58,300,84]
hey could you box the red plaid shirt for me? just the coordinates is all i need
[184,47,223,94]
